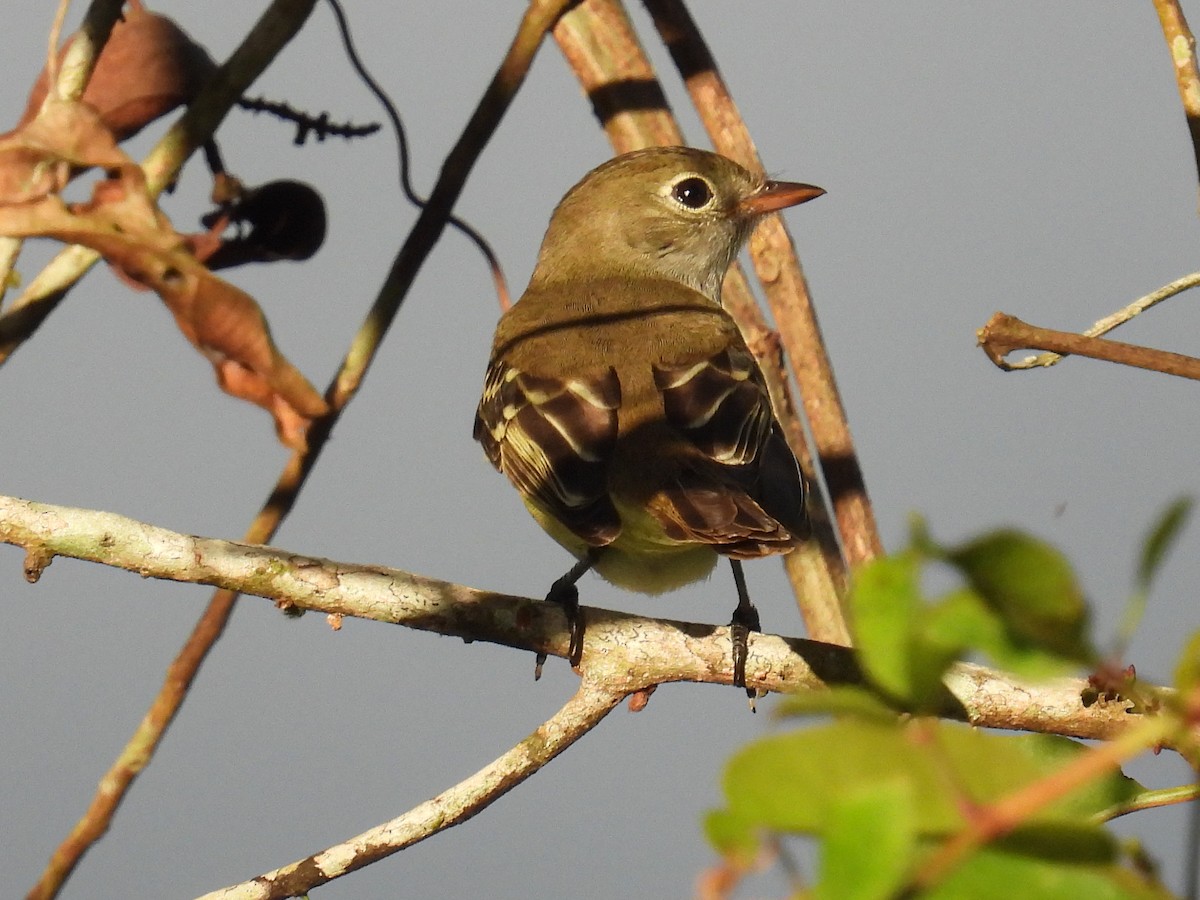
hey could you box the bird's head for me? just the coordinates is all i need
[531,147,824,301]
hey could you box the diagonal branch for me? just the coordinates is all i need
[24,3,580,899]
[1152,0,1200,200]
[644,0,881,585]
[195,679,627,900]
[24,3,324,897]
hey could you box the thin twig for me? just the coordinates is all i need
[978,312,1200,381]
[48,0,125,104]
[645,0,881,578]
[45,0,72,92]
[1095,781,1200,821]
[550,0,850,644]
[196,680,626,899]
[27,2,576,898]
[1152,0,1200,202]
[322,0,511,310]
[998,272,1200,370]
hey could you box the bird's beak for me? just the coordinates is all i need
[737,180,826,218]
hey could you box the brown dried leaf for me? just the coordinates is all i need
[0,98,136,203]
[18,7,216,142]
[0,147,328,448]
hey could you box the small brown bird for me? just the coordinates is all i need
[474,146,823,691]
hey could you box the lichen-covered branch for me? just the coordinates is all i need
[0,494,1164,747]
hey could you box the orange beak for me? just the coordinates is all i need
[736,180,826,218]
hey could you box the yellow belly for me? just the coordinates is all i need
[524,496,718,594]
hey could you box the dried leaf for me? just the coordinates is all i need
[0,138,327,448]
[18,7,216,142]
[0,98,136,203]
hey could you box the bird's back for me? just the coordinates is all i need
[476,275,808,568]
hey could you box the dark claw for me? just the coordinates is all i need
[541,573,585,675]
[728,560,761,702]
[729,602,761,694]
[546,579,584,668]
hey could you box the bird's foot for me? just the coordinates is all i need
[730,601,762,706]
[534,576,586,679]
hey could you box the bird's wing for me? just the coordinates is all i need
[650,345,809,557]
[474,359,623,546]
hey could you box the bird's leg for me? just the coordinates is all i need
[729,560,761,704]
[534,550,598,678]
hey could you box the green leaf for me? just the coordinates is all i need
[1173,630,1200,692]
[774,685,902,722]
[1118,499,1194,651]
[848,553,923,703]
[1136,497,1192,591]
[933,729,1142,821]
[926,841,1173,900]
[993,822,1116,864]
[720,720,1141,839]
[945,529,1094,663]
[815,779,917,900]
[923,589,1074,680]
[721,719,964,836]
[703,808,760,862]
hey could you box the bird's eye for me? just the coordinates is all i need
[671,176,713,210]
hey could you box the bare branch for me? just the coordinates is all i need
[978,312,1200,381]
[1152,0,1200,203]
[995,272,1200,370]
[0,493,1171,749]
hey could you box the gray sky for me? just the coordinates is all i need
[1,2,1198,897]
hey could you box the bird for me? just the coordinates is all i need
[473,146,823,694]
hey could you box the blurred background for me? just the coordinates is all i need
[1,2,1198,896]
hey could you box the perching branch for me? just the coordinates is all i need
[0,493,1171,749]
